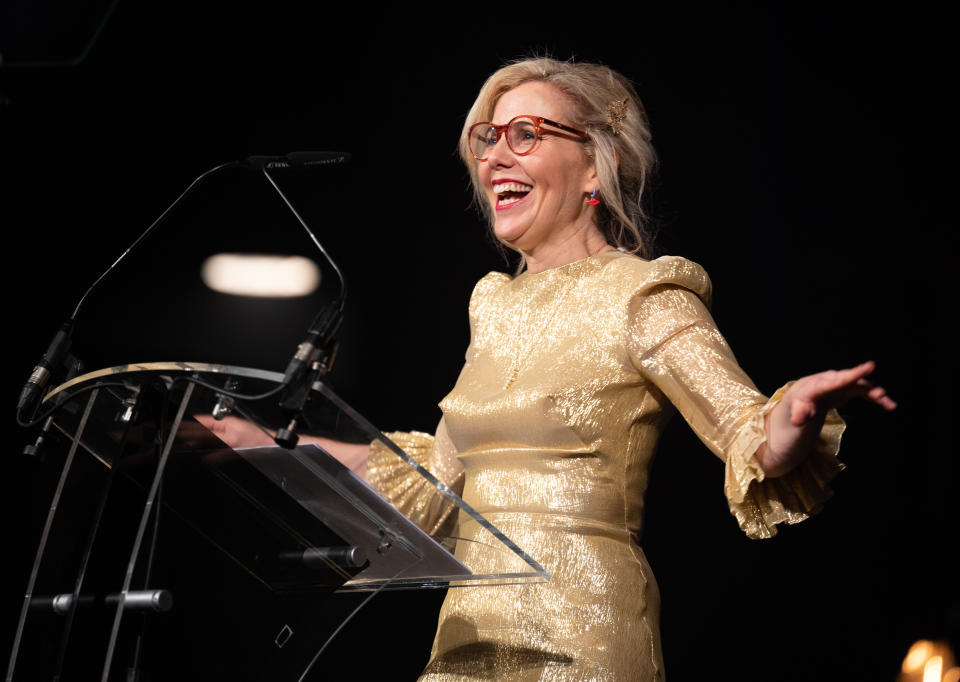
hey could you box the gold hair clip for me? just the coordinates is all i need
[606,98,628,135]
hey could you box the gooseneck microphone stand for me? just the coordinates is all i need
[16,159,242,430]
[9,152,352,682]
[260,164,347,449]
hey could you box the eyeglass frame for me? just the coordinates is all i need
[467,115,591,161]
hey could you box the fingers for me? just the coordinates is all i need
[800,361,877,403]
[193,414,219,432]
[867,384,898,411]
[788,361,897,419]
[193,414,227,436]
[789,398,819,426]
[827,367,897,410]
[818,361,877,395]
[191,414,248,439]
[791,361,897,414]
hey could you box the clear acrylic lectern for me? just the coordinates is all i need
[7,362,548,681]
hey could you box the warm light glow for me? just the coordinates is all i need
[906,641,937,673]
[201,254,320,297]
[925,656,944,682]
[900,640,958,682]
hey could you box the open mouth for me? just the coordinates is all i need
[493,181,532,210]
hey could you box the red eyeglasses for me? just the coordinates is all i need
[467,115,590,160]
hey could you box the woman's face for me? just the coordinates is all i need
[477,82,597,256]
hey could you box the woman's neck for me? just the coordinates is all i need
[522,226,613,274]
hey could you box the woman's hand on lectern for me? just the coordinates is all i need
[194,414,277,449]
[193,413,372,479]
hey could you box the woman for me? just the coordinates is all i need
[203,58,895,680]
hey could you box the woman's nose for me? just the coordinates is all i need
[484,133,514,167]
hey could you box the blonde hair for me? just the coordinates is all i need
[459,57,658,259]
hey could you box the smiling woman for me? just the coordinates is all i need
[203,56,895,681]
[458,59,658,274]
[354,57,896,681]
[476,82,601,268]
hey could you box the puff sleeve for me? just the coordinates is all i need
[366,417,465,537]
[626,258,846,539]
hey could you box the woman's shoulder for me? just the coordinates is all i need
[470,270,512,298]
[465,251,713,312]
[602,252,713,307]
[474,270,512,291]
[467,270,512,317]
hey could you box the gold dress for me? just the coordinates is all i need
[367,252,845,681]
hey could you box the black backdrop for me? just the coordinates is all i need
[2,3,954,680]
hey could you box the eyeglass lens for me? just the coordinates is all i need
[470,118,539,159]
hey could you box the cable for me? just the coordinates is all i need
[16,381,129,429]
[19,372,294,430]
[296,564,413,682]
[177,375,286,402]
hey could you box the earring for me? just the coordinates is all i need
[588,187,600,206]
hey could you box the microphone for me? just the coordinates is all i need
[245,151,351,171]
[16,152,350,424]
[18,321,73,412]
[281,299,344,384]
[16,160,242,420]
[274,298,344,449]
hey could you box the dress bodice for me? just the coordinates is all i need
[366,251,845,680]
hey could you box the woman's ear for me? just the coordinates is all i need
[583,160,599,195]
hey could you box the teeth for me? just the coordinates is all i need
[498,194,525,206]
[493,182,533,194]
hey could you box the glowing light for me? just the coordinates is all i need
[942,666,960,682]
[924,656,944,682]
[201,254,320,297]
[906,641,937,673]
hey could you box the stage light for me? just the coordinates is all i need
[926,657,944,682]
[900,640,957,682]
[201,254,320,297]
[906,642,937,674]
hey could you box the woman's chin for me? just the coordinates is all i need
[494,221,530,247]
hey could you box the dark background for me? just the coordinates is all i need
[1,3,954,680]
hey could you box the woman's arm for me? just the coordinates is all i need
[193,414,371,478]
[628,275,896,537]
[194,414,464,535]
[755,361,896,478]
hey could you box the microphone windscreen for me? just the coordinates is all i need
[286,151,351,166]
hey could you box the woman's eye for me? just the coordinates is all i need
[513,123,537,141]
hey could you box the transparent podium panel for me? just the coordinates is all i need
[8,362,548,681]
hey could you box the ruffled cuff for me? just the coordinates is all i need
[723,382,846,539]
[367,431,459,536]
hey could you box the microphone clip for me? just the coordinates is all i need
[19,321,75,417]
[274,299,344,449]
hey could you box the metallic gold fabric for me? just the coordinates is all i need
[367,251,845,680]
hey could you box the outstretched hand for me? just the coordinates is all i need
[782,361,897,426]
[758,361,896,478]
